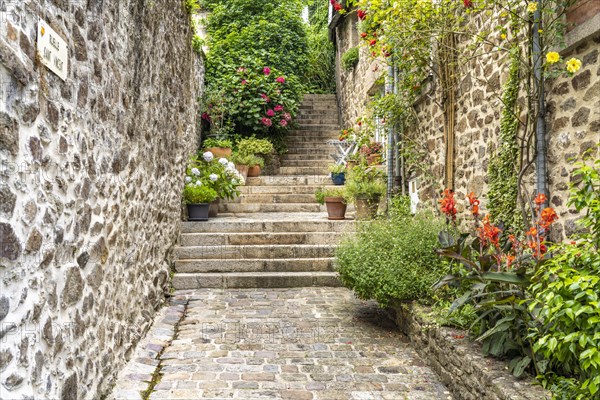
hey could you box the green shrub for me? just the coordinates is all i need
[345,164,386,200]
[336,211,446,306]
[303,0,336,93]
[231,152,263,167]
[237,137,274,156]
[315,187,349,205]
[328,164,346,174]
[183,184,217,204]
[342,47,360,71]
[203,138,233,148]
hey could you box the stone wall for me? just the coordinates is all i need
[387,304,551,400]
[332,8,599,238]
[333,11,384,129]
[0,1,203,399]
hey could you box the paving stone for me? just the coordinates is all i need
[110,287,452,399]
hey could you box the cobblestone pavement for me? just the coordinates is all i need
[111,287,453,400]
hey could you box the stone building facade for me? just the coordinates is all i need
[0,1,203,398]
[330,4,599,238]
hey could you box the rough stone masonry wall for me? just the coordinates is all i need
[334,12,384,129]
[0,1,202,399]
[387,304,551,400]
[334,9,599,239]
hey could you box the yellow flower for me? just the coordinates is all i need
[527,2,538,12]
[538,29,543,33]
[501,33,507,40]
[566,57,582,73]
[546,52,560,64]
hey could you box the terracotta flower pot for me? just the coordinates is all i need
[205,147,232,158]
[247,165,261,177]
[355,195,380,219]
[187,203,210,221]
[236,164,249,181]
[324,197,347,220]
[208,198,220,218]
[367,154,382,165]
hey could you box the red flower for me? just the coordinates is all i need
[201,112,211,121]
[439,189,457,221]
[263,67,271,75]
[279,120,288,127]
[463,0,473,7]
[266,109,275,117]
[274,105,284,112]
[369,39,377,47]
[241,79,248,85]
[260,93,270,102]
[261,117,272,127]
[540,207,558,229]
[361,32,367,38]
[357,9,367,20]
[275,76,285,84]
[283,113,291,121]
[333,2,343,11]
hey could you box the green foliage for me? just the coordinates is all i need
[183,184,217,204]
[315,187,349,205]
[237,137,274,156]
[568,152,600,248]
[203,138,232,148]
[345,164,386,200]
[529,158,600,399]
[203,63,302,138]
[336,211,447,306]
[341,47,360,71]
[231,152,263,167]
[185,154,242,200]
[328,164,346,174]
[487,49,523,231]
[202,0,309,82]
[303,0,336,93]
[388,195,412,219]
[184,0,200,14]
[432,298,478,330]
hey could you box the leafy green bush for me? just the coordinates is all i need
[237,137,274,156]
[342,47,360,71]
[203,138,232,148]
[336,209,446,306]
[345,164,386,200]
[529,157,600,399]
[314,187,349,205]
[231,152,263,167]
[303,0,336,93]
[202,0,309,82]
[183,184,217,204]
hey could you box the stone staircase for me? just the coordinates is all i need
[172,94,353,289]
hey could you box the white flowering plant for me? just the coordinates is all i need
[183,152,244,201]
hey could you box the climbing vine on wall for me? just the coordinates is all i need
[487,49,522,231]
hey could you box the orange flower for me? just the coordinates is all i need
[534,193,547,206]
[527,227,538,237]
[439,189,457,221]
[540,207,558,228]
[477,215,502,248]
[466,192,480,217]
[504,254,516,268]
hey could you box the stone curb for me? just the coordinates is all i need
[108,297,189,400]
[386,303,551,400]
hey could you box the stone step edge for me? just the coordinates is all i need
[171,272,341,289]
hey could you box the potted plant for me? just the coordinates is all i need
[360,141,384,165]
[183,183,218,221]
[230,152,261,181]
[346,152,363,170]
[329,164,347,185]
[235,137,274,178]
[203,138,233,158]
[315,187,349,220]
[346,165,386,219]
[247,156,265,178]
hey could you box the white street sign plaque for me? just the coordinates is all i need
[37,20,68,81]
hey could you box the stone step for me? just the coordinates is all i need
[180,231,345,246]
[291,125,340,131]
[280,160,330,168]
[295,117,339,124]
[279,167,329,175]
[239,184,337,194]
[286,137,339,144]
[303,94,337,100]
[281,154,333,161]
[230,193,317,204]
[172,272,341,289]
[175,244,336,259]
[174,257,336,273]
[218,202,324,213]
[181,217,354,234]
[246,175,332,186]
